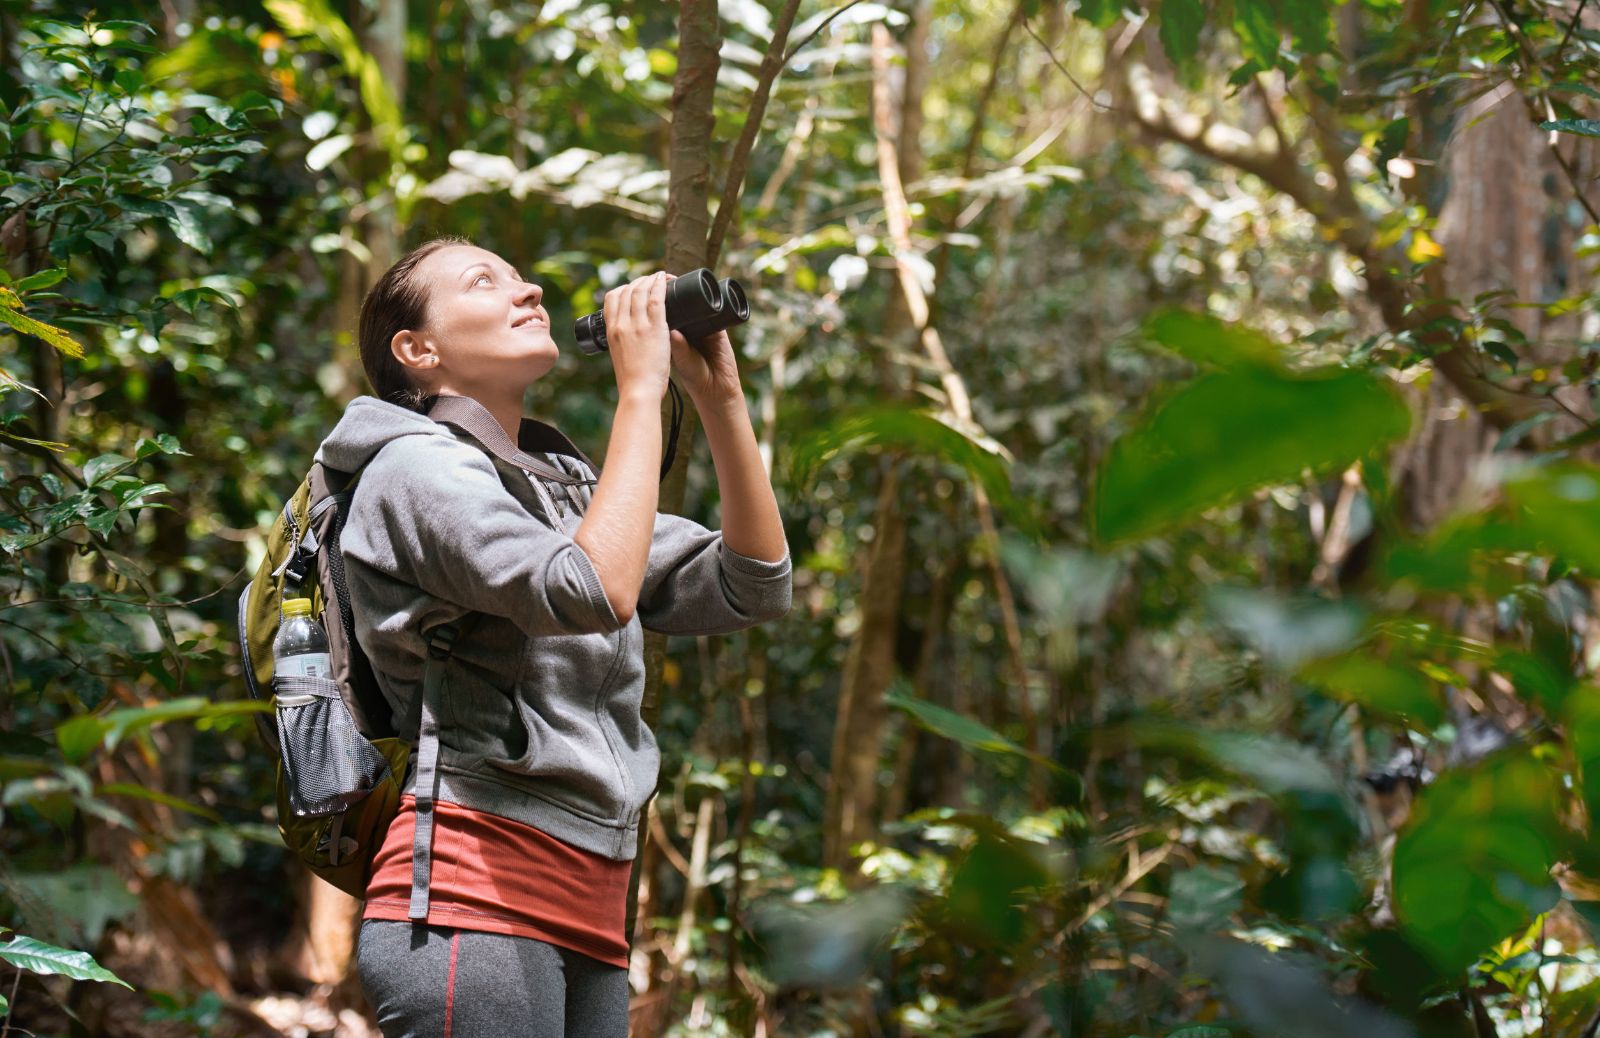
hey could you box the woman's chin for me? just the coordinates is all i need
[524,344,560,380]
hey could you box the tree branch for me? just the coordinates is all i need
[1124,60,1541,430]
[706,0,804,267]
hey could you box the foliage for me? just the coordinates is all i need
[7,0,1600,1034]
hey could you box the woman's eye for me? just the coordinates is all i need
[475,273,491,286]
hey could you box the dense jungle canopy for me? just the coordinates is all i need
[9,0,1600,1034]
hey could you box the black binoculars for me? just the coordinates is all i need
[573,269,749,356]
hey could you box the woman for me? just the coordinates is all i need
[314,236,791,1036]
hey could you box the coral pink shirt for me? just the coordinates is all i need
[362,795,631,969]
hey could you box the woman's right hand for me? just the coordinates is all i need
[602,272,672,400]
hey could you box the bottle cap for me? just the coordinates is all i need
[282,597,313,617]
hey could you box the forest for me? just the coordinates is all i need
[7,0,1600,1034]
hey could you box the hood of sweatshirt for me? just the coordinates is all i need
[313,395,452,474]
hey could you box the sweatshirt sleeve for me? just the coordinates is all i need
[634,512,793,636]
[341,434,622,638]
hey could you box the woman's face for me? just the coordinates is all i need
[402,244,556,389]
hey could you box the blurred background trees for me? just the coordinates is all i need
[8,0,1600,1034]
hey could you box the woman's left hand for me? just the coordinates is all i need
[668,326,743,406]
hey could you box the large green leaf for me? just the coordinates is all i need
[1144,308,1281,370]
[55,697,271,763]
[1387,465,1600,592]
[0,934,131,988]
[1299,653,1444,728]
[1129,719,1344,796]
[940,833,1051,947]
[1232,0,1280,68]
[887,684,1057,769]
[5,867,139,946]
[1564,687,1600,836]
[1391,752,1568,975]
[1072,0,1128,29]
[1159,0,1207,65]
[1539,119,1600,138]
[1093,362,1411,545]
[1282,0,1333,55]
[1503,465,1600,573]
[788,405,1033,532]
[0,304,86,358]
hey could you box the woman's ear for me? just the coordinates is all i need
[390,328,438,370]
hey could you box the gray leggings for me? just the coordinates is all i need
[356,919,630,1037]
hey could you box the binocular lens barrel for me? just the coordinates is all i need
[574,269,749,355]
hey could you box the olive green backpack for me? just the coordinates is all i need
[235,394,596,902]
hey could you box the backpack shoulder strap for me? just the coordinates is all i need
[407,611,482,920]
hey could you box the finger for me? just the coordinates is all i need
[646,272,668,328]
[629,272,655,331]
[603,284,625,333]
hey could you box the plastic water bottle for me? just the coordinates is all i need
[274,598,331,680]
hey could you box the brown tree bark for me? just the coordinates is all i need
[820,12,931,871]
[627,0,722,965]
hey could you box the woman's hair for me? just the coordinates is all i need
[358,234,475,412]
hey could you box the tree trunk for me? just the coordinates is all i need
[1401,83,1551,528]
[820,10,931,871]
[627,0,722,957]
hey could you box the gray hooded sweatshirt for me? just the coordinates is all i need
[311,395,792,859]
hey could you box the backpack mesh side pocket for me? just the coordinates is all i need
[274,673,393,817]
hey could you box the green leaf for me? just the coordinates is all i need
[83,453,131,486]
[1564,688,1600,840]
[0,934,132,988]
[887,684,1057,769]
[1299,653,1444,727]
[1168,863,1244,930]
[1282,0,1332,55]
[164,201,212,253]
[134,433,189,458]
[1093,363,1411,545]
[96,782,221,822]
[1128,719,1344,795]
[1391,752,1568,975]
[1144,308,1280,369]
[0,305,86,358]
[5,867,139,946]
[788,405,1035,534]
[1502,467,1600,571]
[941,834,1050,947]
[1539,119,1600,138]
[1484,340,1519,371]
[14,267,68,292]
[1073,0,1127,29]
[55,699,270,764]
[1159,0,1207,65]
[55,714,105,763]
[1375,116,1410,171]
[1208,586,1364,669]
[1232,0,1279,67]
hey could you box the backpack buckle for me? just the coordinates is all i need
[283,555,308,586]
[425,624,460,660]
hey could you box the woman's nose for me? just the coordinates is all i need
[516,281,542,306]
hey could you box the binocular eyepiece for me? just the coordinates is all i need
[573,268,750,356]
